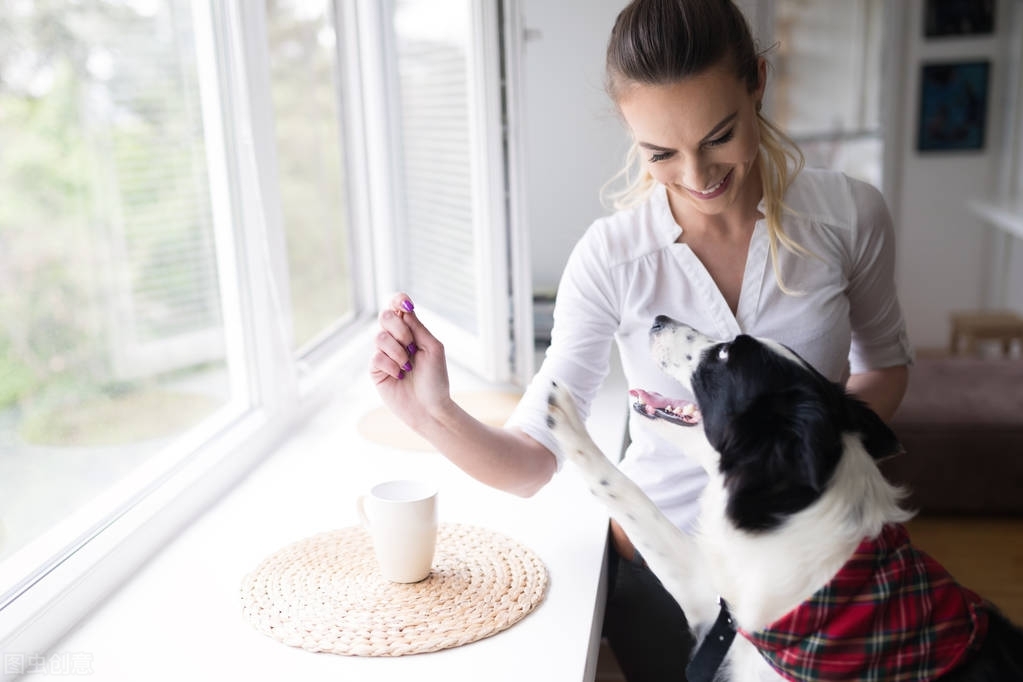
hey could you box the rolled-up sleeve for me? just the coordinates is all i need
[846,179,914,374]
[505,226,621,468]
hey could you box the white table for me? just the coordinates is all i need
[26,372,618,682]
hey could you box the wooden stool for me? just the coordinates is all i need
[948,310,1023,355]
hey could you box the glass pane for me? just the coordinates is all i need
[265,0,354,351]
[392,0,478,334]
[773,0,884,185]
[0,1,232,564]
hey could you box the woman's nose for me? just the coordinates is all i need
[677,159,711,191]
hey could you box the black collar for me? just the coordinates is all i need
[686,598,737,682]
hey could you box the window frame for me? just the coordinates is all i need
[0,0,380,660]
[374,0,533,386]
[0,0,529,660]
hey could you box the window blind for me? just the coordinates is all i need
[90,2,224,379]
[391,0,478,334]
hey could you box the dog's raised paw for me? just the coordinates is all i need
[546,381,596,462]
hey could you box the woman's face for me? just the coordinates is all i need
[617,59,766,221]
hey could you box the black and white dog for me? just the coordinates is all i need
[547,315,1023,681]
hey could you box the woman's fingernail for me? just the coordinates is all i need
[401,299,414,312]
[398,370,406,380]
[402,362,413,372]
[407,342,418,355]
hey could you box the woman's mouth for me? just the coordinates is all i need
[685,170,732,200]
[629,388,701,426]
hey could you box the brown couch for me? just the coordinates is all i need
[882,355,1023,515]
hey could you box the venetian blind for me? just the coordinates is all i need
[91,1,224,379]
[391,0,478,334]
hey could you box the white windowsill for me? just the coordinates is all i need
[17,347,629,682]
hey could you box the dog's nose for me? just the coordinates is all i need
[651,315,672,333]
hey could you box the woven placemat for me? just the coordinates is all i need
[240,523,548,656]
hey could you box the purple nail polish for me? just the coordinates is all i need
[401,299,415,312]
[402,362,413,372]
[398,369,406,380]
[407,342,418,355]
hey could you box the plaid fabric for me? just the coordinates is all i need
[741,523,989,682]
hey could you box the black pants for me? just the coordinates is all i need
[603,540,695,681]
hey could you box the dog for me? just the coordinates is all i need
[546,315,1023,681]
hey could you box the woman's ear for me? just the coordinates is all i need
[754,56,767,102]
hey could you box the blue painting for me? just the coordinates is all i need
[917,61,989,152]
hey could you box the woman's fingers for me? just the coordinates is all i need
[373,293,439,380]
[369,346,405,383]
[389,291,416,315]
[376,309,414,374]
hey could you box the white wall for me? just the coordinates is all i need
[892,0,1013,349]
[518,0,1020,349]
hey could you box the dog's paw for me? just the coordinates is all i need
[546,381,599,466]
[546,381,586,441]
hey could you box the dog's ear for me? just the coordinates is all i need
[713,387,843,530]
[844,394,904,460]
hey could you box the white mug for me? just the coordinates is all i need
[356,479,438,583]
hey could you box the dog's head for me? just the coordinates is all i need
[636,315,902,532]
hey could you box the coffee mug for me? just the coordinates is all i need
[356,479,438,583]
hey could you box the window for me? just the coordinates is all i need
[0,0,375,656]
[385,0,533,384]
[266,0,358,352]
[770,0,885,186]
[0,0,527,661]
[0,0,236,569]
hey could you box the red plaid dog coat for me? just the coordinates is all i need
[741,523,989,681]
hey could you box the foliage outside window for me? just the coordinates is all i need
[0,0,232,565]
[0,0,358,580]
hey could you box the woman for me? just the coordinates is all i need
[370,0,912,678]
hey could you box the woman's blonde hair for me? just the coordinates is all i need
[602,0,810,292]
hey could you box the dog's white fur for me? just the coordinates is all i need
[546,322,914,681]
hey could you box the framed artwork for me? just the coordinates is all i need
[924,0,995,38]
[917,61,990,152]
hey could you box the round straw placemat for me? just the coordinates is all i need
[240,523,548,656]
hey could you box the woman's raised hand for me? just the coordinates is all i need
[369,293,453,430]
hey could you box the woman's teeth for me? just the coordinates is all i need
[696,176,726,194]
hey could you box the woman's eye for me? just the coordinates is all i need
[705,129,734,147]
[649,150,673,163]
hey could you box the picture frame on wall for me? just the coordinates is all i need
[923,0,995,38]
[917,60,990,152]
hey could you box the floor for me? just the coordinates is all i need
[595,515,1023,681]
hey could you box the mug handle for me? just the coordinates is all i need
[356,495,370,528]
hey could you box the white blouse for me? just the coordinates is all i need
[506,168,914,531]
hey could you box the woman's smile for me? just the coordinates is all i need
[681,169,733,199]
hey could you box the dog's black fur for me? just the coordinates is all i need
[686,331,901,532]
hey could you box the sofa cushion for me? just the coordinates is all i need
[881,356,1023,515]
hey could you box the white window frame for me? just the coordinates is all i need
[0,0,380,664]
[366,0,534,387]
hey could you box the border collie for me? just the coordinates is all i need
[546,315,1023,681]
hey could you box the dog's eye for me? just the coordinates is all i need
[718,346,729,361]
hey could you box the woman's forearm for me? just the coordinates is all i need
[845,364,909,422]
[416,397,557,497]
